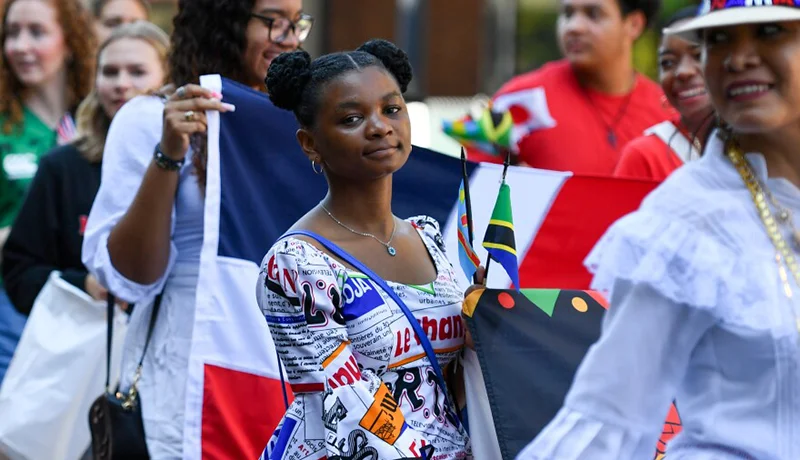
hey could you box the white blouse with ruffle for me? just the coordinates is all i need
[517,131,800,460]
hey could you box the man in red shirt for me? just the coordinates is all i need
[469,0,674,175]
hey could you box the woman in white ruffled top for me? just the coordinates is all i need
[517,1,800,459]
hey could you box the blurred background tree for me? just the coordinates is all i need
[147,0,177,33]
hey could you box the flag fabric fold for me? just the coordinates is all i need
[482,182,520,289]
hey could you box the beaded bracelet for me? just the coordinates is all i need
[153,143,185,171]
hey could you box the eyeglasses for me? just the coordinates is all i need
[249,13,314,44]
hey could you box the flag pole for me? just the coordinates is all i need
[484,146,512,281]
[460,147,479,284]
[501,146,511,182]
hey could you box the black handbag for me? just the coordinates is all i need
[88,293,162,460]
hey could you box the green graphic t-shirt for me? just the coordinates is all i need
[0,108,57,228]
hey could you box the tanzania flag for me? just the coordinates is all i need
[457,180,480,280]
[482,182,519,289]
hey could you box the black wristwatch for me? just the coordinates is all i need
[153,143,185,171]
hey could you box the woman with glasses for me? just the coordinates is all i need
[81,0,311,457]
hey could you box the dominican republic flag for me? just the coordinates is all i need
[187,75,671,459]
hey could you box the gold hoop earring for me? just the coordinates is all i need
[311,159,323,175]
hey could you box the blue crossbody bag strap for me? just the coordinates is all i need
[280,230,460,430]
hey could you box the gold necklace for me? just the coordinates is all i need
[725,137,800,332]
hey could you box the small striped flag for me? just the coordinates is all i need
[482,182,519,289]
[457,179,480,280]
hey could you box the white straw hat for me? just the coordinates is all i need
[664,0,800,41]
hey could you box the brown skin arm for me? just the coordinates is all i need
[107,84,233,284]
[106,162,181,284]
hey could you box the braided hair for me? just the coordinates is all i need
[266,39,413,127]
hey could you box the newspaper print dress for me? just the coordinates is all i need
[257,216,470,460]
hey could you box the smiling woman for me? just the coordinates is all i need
[0,0,95,386]
[258,39,471,460]
[516,0,800,458]
[3,20,168,321]
[614,6,715,180]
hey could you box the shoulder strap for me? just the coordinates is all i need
[104,292,163,394]
[644,120,700,163]
[105,295,114,392]
[282,230,461,428]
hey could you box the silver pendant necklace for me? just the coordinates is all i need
[321,205,398,256]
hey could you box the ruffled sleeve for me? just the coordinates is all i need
[81,96,175,303]
[257,238,441,459]
[516,211,729,459]
[586,208,763,316]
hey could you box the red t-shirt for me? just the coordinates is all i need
[468,60,674,175]
[613,135,682,181]
[614,117,695,182]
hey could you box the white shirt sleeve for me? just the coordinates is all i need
[81,95,177,303]
[516,280,716,459]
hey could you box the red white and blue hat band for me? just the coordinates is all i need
[665,0,800,40]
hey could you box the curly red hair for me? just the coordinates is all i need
[0,0,97,133]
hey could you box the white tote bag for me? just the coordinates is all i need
[0,272,128,460]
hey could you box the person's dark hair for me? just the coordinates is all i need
[267,39,413,127]
[617,0,661,29]
[168,0,255,87]
[167,0,255,190]
[660,5,697,30]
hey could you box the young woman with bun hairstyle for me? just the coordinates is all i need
[258,39,471,459]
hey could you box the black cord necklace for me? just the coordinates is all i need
[578,78,636,149]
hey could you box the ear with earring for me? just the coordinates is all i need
[311,158,323,175]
